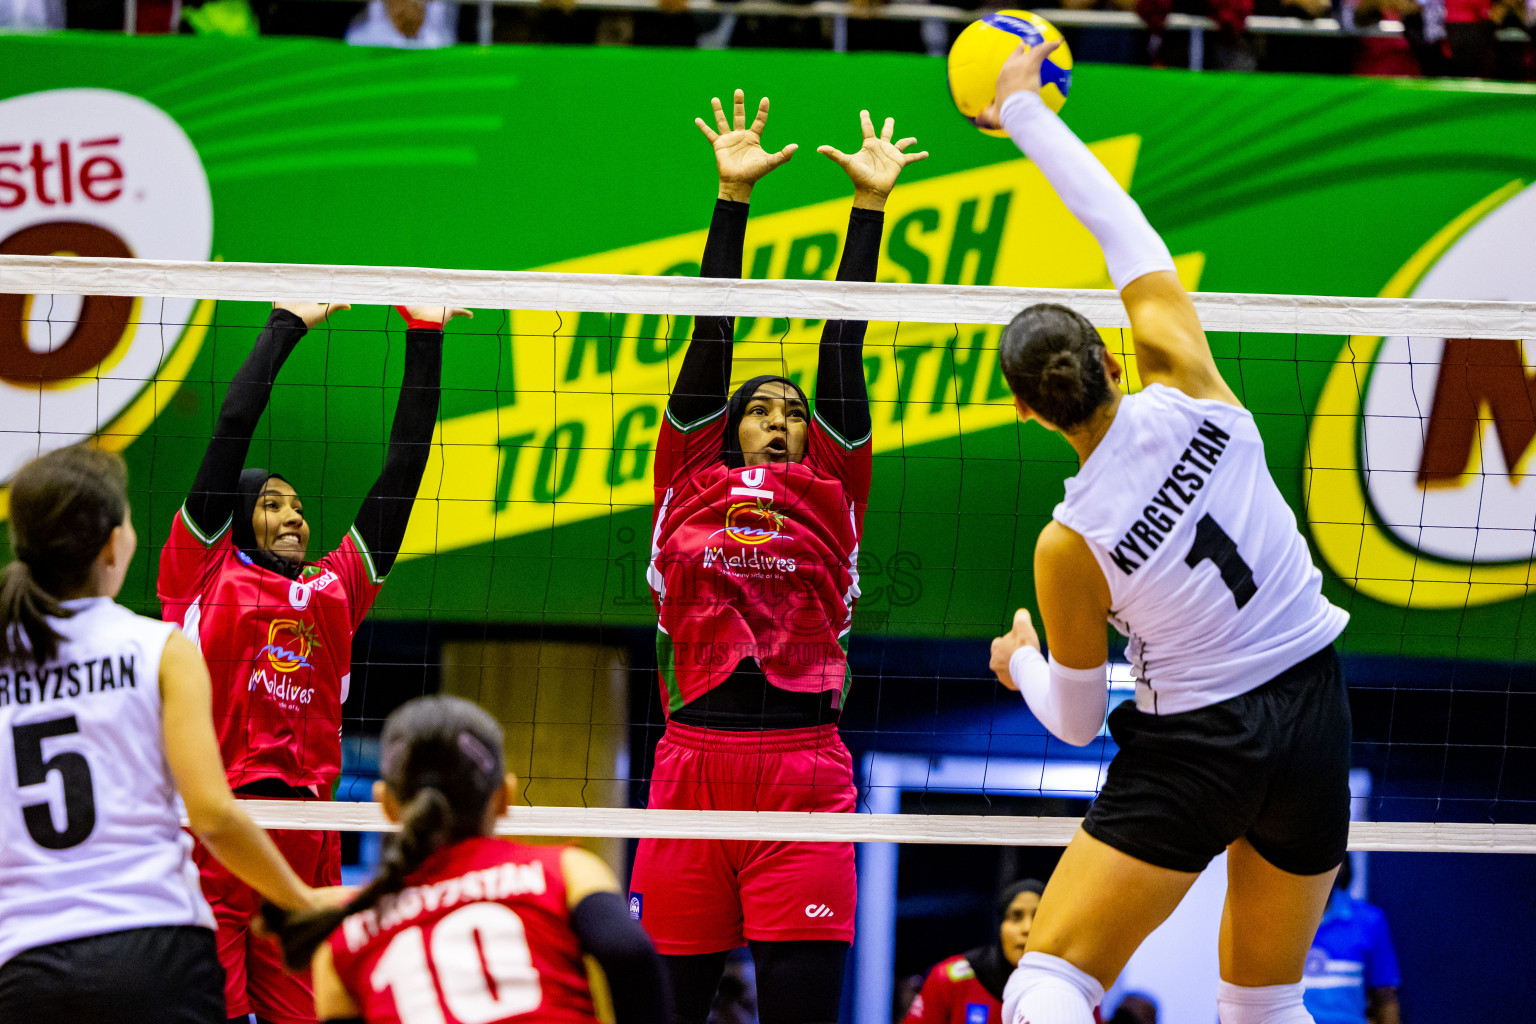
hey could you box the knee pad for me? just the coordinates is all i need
[1000,952,1103,1024]
[1216,981,1315,1024]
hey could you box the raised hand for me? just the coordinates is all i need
[695,89,798,203]
[273,301,350,329]
[397,305,474,327]
[817,110,928,212]
[977,38,1061,131]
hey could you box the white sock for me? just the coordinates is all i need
[1216,981,1316,1024]
[1000,952,1103,1024]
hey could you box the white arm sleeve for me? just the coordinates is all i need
[1008,646,1109,746]
[999,91,1176,293]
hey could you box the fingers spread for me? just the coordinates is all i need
[711,96,729,134]
[732,88,746,131]
[880,116,894,142]
[903,150,930,164]
[696,117,719,142]
[895,136,917,150]
[750,95,770,136]
[859,108,875,139]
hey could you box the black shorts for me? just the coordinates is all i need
[0,925,225,1024]
[1082,645,1351,876]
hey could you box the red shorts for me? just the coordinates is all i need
[193,826,341,1024]
[629,722,856,954]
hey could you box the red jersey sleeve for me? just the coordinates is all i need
[807,415,873,521]
[654,404,727,496]
[157,505,230,624]
[315,527,386,632]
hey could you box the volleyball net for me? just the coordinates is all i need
[5,254,1536,854]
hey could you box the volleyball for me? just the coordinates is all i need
[948,10,1073,136]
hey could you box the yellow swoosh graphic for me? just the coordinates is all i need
[1304,179,1530,609]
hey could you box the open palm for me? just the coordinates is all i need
[818,111,927,204]
[696,89,797,187]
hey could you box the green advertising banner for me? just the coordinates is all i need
[4,34,1536,659]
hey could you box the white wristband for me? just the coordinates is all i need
[1009,645,1109,747]
[998,91,1176,293]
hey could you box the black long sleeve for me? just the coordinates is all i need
[569,891,671,1024]
[184,308,309,539]
[667,198,749,429]
[813,206,883,446]
[350,328,442,578]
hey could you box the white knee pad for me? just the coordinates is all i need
[1000,952,1103,1024]
[1216,981,1316,1024]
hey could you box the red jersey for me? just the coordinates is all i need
[329,838,597,1024]
[904,956,1101,1024]
[648,407,872,714]
[158,508,381,789]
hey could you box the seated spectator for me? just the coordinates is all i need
[903,880,1102,1024]
[1302,858,1402,1024]
[346,0,458,47]
[1350,0,1426,75]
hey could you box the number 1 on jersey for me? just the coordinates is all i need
[1185,514,1258,609]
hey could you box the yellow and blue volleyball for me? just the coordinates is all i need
[947,10,1073,137]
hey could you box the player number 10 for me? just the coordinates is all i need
[371,902,543,1024]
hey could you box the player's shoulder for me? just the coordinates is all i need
[933,954,975,984]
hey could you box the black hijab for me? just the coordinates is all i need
[232,467,303,579]
[964,878,1046,1001]
[721,375,809,468]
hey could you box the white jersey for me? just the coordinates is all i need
[1054,384,1347,715]
[0,597,213,969]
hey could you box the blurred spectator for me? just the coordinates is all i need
[1302,859,1402,1024]
[1107,993,1158,1024]
[346,0,458,46]
[0,0,63,28]
[903,880,1103,1024]
[1348,0,1426,75]
[1442,0,1497,73]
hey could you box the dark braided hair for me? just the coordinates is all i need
[1,445,128,670]
[998,303,1114,432]
[264,695,506,968]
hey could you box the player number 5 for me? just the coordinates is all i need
[13,715,97,850]
[372,902,543,1024]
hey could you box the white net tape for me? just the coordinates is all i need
[7,254,1536,336]
[228,802,1536,854]
[18,253,1536,854]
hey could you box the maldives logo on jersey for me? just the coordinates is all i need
[0,88,213,491]
[718,499,792,546]
[1304,180,1536,610]
[260,618,320,673]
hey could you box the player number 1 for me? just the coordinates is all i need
[1184,513,1258,609]
[372,902,543,1024]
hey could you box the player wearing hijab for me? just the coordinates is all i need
[628,91,926,1024]
[906,881,1048,1024]
[0,445,321,1024]
[159,301,468,1024]
[265,695,670,1024]
[981,42,1351,1024]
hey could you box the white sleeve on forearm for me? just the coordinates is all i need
[1008,646,1109,746]
[1000,91,1176,293]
